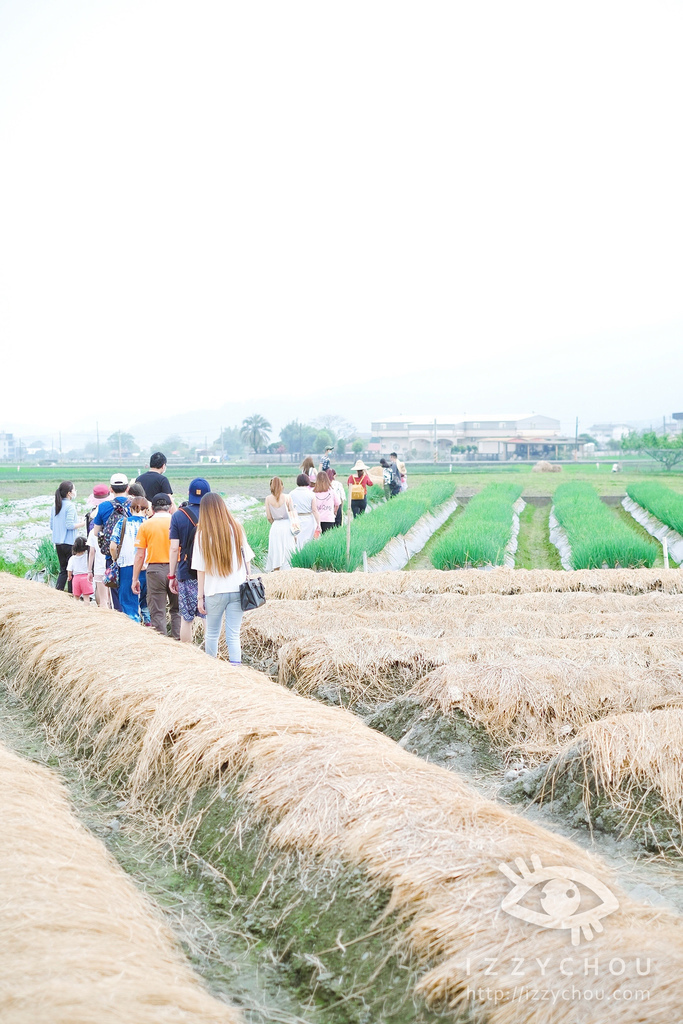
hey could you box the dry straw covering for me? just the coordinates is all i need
[2,575,683,1021]
[411,659,683,757]
[0,741,239,1024]
[263,566,683,600]
[246,593,683,643]
[543,708,683,825]
[241,592,683,705]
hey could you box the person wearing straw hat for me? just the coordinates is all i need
[347,460,374,517]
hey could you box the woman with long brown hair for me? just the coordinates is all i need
[265,477,297,571]
[192,493,255,662]
[300,456,317,484]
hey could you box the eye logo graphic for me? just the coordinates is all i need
[499,855,619,946]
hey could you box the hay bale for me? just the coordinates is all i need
[532,460,562,472]
[517,709,683,851]
[0,741,239,1024]
[4,574,683,1021]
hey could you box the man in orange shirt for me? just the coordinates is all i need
[131,493,180,639]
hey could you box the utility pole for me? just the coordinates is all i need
[59,431,62,460]
[433,418,438,463]
[220,426,223,462]
[118,430,122,461]
[96,421,100,462]
[575,416,579,451]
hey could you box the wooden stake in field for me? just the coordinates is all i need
[346,482,352,568]
[663,537,670,569]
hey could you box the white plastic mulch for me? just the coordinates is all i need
[503,497,527,568]
[622,496,683,563]
[548,507,573,570]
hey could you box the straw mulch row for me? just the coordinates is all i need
[0,740,239,1024]
[240,591,683,707]
[508,708,683,851]
[245,595,683,649]
[408,658,683,758]
[264,566,683,599]
[1,574,683,1023]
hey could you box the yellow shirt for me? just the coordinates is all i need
[134,512,172,564]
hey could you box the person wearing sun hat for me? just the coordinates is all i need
[347,460,374,517]
[168,477,211,643]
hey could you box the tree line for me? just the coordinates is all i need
[95,416,365,460]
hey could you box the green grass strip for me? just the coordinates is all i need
[626,482,683,536]
[430,483,523,569]
[242,515,270,570]
[553,482,657,568]
[290,479,456,571]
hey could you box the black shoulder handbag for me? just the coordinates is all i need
[239,546,266,612]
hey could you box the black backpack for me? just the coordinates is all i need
[98,501,129,556]
[178,504,199,580]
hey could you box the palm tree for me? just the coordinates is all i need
[240,414,272,454]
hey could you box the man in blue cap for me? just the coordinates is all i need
[168,477,210,643]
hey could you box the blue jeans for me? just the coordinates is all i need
[204,591,243,662]
[118,565,140,621]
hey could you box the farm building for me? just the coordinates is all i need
[371,413,562,458]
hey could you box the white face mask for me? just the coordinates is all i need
[71,488,77,499]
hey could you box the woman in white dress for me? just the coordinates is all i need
[265,477,297,571]
[289,474,321,548]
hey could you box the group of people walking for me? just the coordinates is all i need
[49,453,253,664]
[48,447,408,650]
[263,451,407,571]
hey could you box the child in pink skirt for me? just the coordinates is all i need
[67,537,94,601]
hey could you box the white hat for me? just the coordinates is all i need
[110,473,128,486]
[351,460,369,472]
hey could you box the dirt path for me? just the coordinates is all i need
[0,680,321,1024]
[403,505,463,569]
[514,503,562,569]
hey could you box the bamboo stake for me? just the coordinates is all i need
[346,483,353,567]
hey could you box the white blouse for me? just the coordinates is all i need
[192,532,255,596]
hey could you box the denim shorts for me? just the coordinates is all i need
[178,578,205,622]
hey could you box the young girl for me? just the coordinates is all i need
[67,537,94,602]
[193,493,255,663]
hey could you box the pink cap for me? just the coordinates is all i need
[93,484,109,497]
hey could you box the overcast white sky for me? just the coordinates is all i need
[1,0,682,438]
